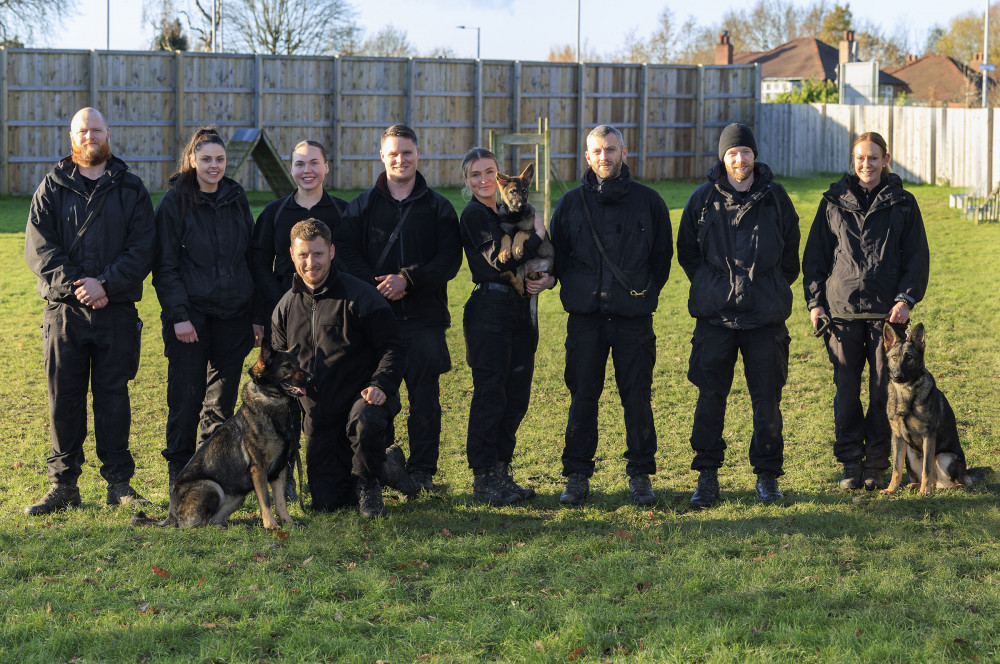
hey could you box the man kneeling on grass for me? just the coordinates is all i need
[270,219,414,518]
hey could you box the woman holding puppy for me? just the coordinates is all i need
[802,132,929,491]
[459,147,554,506]
[152,127,260,489]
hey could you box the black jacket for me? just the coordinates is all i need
[460,197,544,284]
[334,171,462,327]
[802,172,929,315]
[677,161,800,329]
[549,164,672,317]
[152,176,255,323]
[271,268,406,416]
[25,155,154,305]
[251,190,347,322]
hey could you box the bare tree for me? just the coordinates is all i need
[855,20,911,69]
[931,4,1000,63]
[224,0,359,55]
[359,25,415,58]
[721,0,831,51]
[424,46,457,59]
[0,0,70,46]
[546,40,599,63]
[144,0,190,51]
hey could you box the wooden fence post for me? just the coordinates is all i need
[473,58,482,146]
[576,62,586,177]
[332,55,341,190]
[405,58,414,128]
[638,63,648,179]
[0,48,7,195]
[253,53,263,190]
[89,50,99,108]
[174,51,184,166]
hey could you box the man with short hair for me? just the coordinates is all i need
[24,107,156,515]
[549,124,673,507]
[334,124,462,492]
[271,219,409,518]
[677,123,800,508]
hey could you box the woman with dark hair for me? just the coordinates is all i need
[153,127,260,487]
[803,131,929,491]
[459,146,554,505]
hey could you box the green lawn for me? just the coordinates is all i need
[1,176,999,663]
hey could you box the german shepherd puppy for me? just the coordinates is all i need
[133,340,311,529]
[496,163,553,296]
[881,323,990,495]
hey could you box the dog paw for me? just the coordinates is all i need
[498,250,511,263]
[512,246,524,260]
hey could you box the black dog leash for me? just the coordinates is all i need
[813,312,889,337]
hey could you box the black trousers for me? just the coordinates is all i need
[688,319,789,475]
[161,309,254,468]
[42,302,141,485]
[396,322,450,475]
[561,313,657,478]
[823,319,890,470]
[303,393,400,510]
[463,287,537,471]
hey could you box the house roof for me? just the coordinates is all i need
[886,54,994,104]
[733,36,906,88]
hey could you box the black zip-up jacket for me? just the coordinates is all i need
[334,171,462,327]
[270,269,406,415]
[251,190,347,322]
[677,161,800,329]
[802,172,929,315]
[152,176,255,323]
[549,164,672,317]
[460,197,544,284]
[25,155,154,305]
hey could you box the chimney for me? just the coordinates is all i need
[715,32,733,66]
[839,30,857,64]
[971,51,984,71]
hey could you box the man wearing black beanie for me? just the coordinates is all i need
[676,123,800,508]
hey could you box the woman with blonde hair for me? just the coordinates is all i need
[803,131,929,491]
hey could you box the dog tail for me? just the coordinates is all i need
[130,511,172,527]
[963,466,993,485]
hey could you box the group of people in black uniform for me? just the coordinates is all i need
[23,107,929,519]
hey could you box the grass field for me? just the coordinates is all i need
[1,175,1000,663]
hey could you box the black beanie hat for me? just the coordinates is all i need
[718,123,758,162]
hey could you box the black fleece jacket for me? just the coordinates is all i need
[677,161,800,329]
[271,269,406,416]
[334,171,462,327]
[802,172,929,316]
[549,164,672,317]
[25,155,154,305]
[152,176,255,323]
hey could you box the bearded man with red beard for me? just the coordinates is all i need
[24,107,155,515]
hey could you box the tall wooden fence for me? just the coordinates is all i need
[758,103,999,189]
[0,48,761,195]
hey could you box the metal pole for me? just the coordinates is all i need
[984,0,990,108]
[477,27,481,59]
[577,0,582,62]
[106,0,110,50]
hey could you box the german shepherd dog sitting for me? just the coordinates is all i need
[133,340,311,529]
[882,323,990,495]
[495,163,553,296]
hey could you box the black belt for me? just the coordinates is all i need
[473,282,514,294]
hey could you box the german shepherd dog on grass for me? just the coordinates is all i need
[881,322,990,495]
[133,340,311,529]
[496,163,553,296]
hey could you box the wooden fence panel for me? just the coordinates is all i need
[2,49,763,195]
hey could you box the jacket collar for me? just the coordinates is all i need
[374,170,429,204]
[52,154,129,194]
[582,162,632,203]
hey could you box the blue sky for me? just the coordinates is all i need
[49,0,992,61]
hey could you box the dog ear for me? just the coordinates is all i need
[883,322,899,351]
[496,172,510,184]
[908,322,925,348]
[520,163,534,186]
